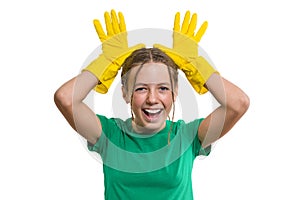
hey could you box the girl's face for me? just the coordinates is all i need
[123,62,177,134]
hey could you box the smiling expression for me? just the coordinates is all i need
[122,62,178,134]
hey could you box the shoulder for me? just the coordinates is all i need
[96,114,127,126]
[96,115,130,135]
[169,118,204,144]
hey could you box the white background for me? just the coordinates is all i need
[1,0,299,199]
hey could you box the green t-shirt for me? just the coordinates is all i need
[88,115,210,200]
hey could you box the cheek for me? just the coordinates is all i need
[161,94,174,109]
[131,94,146,108]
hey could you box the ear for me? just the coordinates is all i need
[122,86,131,104]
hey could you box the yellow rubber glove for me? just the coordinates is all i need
[154,11,219,94]
[83,10,145,94]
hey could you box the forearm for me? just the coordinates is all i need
[198,73,250,147]
[205,73,250,113]
[54,71,102,144]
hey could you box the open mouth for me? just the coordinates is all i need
[142,109,163,121]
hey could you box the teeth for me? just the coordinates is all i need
[144,109,161,114]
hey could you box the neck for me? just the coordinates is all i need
[131,120,166,135]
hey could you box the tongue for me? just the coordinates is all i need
[148,112,158,116]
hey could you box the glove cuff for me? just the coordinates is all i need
[192,56,219,82]
[188,56,219,94]
[82,54,109,79]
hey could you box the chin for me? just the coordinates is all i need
[144,121,166,133]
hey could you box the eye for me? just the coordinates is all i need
[159,86,169,91]
[135,87,147,92]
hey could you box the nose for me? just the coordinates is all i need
[146,89,158,104]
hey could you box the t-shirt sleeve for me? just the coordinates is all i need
[87,115,120,156]
[191,118,211,157]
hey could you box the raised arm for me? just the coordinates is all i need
[54,10,145,144]
[198,73,250,148]
[54,71,101,145]
[154,10,250,147]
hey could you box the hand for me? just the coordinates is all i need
[154,11,207,67]
[154,11,218,94]
[172,11,208,59]
[83,10,145,94]
[94,10,135,64]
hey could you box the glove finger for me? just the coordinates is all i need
[119,12,126,32]
[111,9,120,34]
[93,19,107,42]
[181,11,191,34]
[104,11,114,36]
[173,12,180,32]
[187,13,197,36]
[195,21,208,42]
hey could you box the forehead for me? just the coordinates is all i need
[130,62,171,84]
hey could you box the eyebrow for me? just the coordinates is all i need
[134,82,171,87]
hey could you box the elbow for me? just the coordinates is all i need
[233,93,250,117]
[241,93,250,113]
[54,87,73,109]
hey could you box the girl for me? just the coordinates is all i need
[54,10,250,200]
